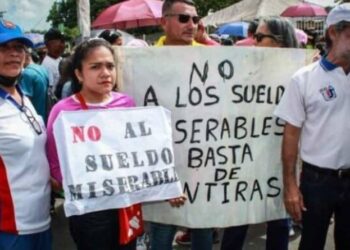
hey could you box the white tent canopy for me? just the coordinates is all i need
[202,0,336,27]
[306,0,337,7]
[202,0,301,26]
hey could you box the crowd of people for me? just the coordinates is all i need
[0,0,350,250]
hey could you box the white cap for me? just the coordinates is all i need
[326,3,350,28]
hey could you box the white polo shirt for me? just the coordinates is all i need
[274,57,350,170]
[0,96,51,235]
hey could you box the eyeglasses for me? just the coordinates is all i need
[0,43,27,53]
[254,33,280,43]
[20,105,43,135]
[165,14,200,24]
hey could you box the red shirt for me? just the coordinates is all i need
[199,38,220,46]
[235,37,255,46]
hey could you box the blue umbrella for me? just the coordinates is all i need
[216,21,249,37]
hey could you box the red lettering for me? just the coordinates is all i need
[71,126,101,143]
[87,126,101,141]
[72,126,85,143]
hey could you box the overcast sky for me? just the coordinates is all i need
[0,0,339,33]
[307,0,338,7]
[0,0,54,32]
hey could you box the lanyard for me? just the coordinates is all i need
[0,85,43,135]
[75,92,88,110]
[0,85,25,111]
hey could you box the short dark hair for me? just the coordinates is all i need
[44,28,65,44]
[162,0,195,16]
[98,30,122,44]
[248,20,258,35]
[70,39,115,93]
[221,38,233,46]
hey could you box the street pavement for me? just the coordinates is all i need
[52,200,334,250]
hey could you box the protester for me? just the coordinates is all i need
[194,20,220,46]
[274,4,350,250]
[253,17,298,48]
[155,0,202,46]
[0,20,51,250]
[54,56,73,99]
[99,30,123,46]
[41,28,65,90]
[46,38,137,250]
[19,49,50,122]
[36,46,47,64]
[221,38,234,46]
[235,20,258,46]
[150,1,213,250]
[221,17,298,250]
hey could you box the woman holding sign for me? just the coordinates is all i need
[221,17,298,250]
[46,39,138,250]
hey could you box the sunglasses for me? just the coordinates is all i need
[20,105,43,135]
[165,14,200,24]
[254,33,279,43]
[0,43,27,53]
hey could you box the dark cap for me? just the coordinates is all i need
[44,28,65,43]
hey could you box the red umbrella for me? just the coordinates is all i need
[92,0,163,29]
[281,3,327,17]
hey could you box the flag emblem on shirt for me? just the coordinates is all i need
[319,85,336,101]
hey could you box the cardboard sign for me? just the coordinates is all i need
[117,47,314,227]
[53,106,182,216]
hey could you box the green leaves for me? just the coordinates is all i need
[46,0,242,34]
[47,0,121,29]
[194,0,241,18]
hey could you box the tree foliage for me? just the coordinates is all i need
[194,0,241,17]
[47,0,241,32]
[47,1,77,28]
[47,0,123,29]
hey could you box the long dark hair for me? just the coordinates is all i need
[70,39,115,94]
[261,17,298,48]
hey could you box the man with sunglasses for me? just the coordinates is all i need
[275,4,350,250]
[155,0,201,46]
[0,20,51,250]
[150,1,213,250]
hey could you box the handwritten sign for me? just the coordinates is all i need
[53,106,182,216]
[116,47,314,227]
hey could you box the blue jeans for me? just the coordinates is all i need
[221,219,289,250]
[150,222,212,250]
[299,163,350,250]
[0,228,51,250]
